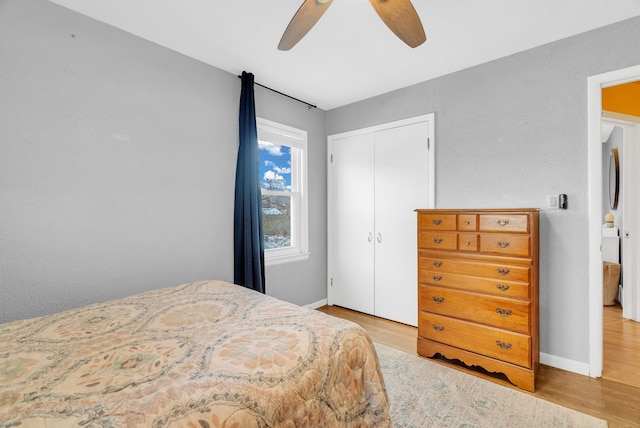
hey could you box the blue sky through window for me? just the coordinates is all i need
[258,141,291,190]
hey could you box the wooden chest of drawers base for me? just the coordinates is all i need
[418,338,536,392]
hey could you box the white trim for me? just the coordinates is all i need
[326,113,436,306]
[257,117,309,264]
[304,298,328,310]
[603,110,640,124]
[257,117,307,149]
[587,63,640,378]
[540,353,590,377]
[327,138,333,306]
[328,114,434,139]
[264,251,310,266]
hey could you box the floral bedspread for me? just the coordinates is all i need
[0,280,391,427]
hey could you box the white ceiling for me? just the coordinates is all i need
[48,0,640,110]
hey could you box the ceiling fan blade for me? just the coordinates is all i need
[368,0,426,48]
[278,0,334,51]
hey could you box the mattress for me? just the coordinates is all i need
[0,280,391,427]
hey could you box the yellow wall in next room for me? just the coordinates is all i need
[602,81,640,117]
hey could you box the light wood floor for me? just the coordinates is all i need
[318,305,640,428]
[603,304,640,389]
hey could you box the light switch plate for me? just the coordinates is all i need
[548,195,559,209]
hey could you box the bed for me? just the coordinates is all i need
[0,280,391,427]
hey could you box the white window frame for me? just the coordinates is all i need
[257,117,309,265]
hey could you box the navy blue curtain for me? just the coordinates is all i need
[233,71,265,293]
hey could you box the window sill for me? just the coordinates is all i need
[265,251,311,266]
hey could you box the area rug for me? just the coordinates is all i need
[374,343,608,428]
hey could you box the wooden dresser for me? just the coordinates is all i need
[416,208,539,391]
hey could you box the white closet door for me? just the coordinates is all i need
[330,133,375,314]
[373,121,429,326]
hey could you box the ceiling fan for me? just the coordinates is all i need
[278,0,426,50]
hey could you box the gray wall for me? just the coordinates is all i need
[256,88,328,307]
[326,17,640,365]
[0,0,327,323]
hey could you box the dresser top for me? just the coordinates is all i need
[415,208,540,213]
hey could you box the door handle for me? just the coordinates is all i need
[377,233,382,243]
[496,340,512,350]
[496,308,512,317]
[368,232,373,242]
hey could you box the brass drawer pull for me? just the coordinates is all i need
[496,284,510,292]
[433,261,443,267]
[432,275,442,282]
[496,219,510,226]
[497,268,511,276]
[432,324,445,332]
[433,238,443,244]
[497,241,511,248]
[496,308,512,317]
[464,240,472,246]
[496,340,512,350]
[431,296,445,304]
[432,219,442,225]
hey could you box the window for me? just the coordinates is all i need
[257,118,309,265]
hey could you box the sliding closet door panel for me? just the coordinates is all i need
[331,133,375,314]
[621,124,640,321]
[374,121,429,326]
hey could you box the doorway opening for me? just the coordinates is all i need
[601,114,640,388]
[587,64,640,379]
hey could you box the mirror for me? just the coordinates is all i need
[609,148,619,210]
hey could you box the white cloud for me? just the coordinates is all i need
[263,170,286,189]
[265,160,291,174]
[258,141,283,156]
[264,170,283,181]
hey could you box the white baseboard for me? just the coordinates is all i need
[540,352,590,376]
[304,298,328,310]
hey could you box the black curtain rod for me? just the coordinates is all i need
[237,75,317,109]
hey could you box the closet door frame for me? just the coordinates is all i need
[327,113,436,310]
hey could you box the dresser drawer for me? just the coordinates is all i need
[419,285,530,334]
[457,215,477,231]
[419,214,457,230]
[419,312,531,368]
[419,270,530,300]
[479,214,529,233]
[420,256,530,283]
[419,231,458,250]
[480,234,530,257]
[457,233,478,251]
